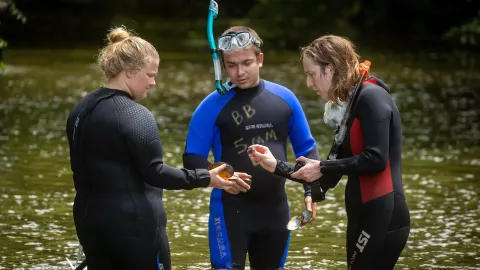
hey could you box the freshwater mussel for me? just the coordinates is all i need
[286,209,313,231]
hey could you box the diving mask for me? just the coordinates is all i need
[218,32,261,51]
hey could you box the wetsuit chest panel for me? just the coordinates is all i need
[213,83,295,199]
[350,117,393,204]
[215,91,291,170]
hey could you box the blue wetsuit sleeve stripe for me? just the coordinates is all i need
[287,95,318,159]
[185,92,234,159]
[264,81,318,159]
[212,125,223,162]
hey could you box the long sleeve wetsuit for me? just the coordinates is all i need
[183,80,319,269]
[66,88,210,270]
[312,77,410,269]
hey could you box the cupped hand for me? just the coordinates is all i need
[208,164,236,189]
[224,172,252,195]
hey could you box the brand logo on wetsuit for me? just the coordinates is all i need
[356,230,370,253]
[348,230,371,268]
[214,217,227,258]
[245,123,273,130]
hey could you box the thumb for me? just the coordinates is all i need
[306,200,312,212]
[212,163,226,172]
[251,149,268,159]
[296,156,308,163]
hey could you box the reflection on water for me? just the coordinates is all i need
[0,51,479,269]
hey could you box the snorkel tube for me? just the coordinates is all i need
[207,0,234,95]
[328,60,371,160]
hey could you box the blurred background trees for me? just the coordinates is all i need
[1,0,479,54]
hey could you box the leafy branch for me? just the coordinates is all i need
[445,11,480,46]
[0,0,27,74]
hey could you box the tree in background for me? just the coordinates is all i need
[0,0,26,74]
[445,11,480,47]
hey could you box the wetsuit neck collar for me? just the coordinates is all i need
[233,79,264,96]
[100,87,133,99]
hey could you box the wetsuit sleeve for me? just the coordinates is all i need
[320,86,392,176]
[287,92,320,197]
[121,104,210,189]
[183,94,223,170]
[273,159,307,185]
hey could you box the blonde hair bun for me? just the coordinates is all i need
[107,26,133,45]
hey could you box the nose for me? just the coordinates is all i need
[237,65,245,76]
[306,76,314,88]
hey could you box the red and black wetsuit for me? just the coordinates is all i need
[319,77,410,269]
[275,77,410,269]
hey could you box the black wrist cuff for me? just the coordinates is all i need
[309,180,326,202]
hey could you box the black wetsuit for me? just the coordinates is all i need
[279,77,410,269]
[66,88,211,270]
[183,80,319,269]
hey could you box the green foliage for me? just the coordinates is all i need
[445,11,480,46]
[1,0,26,74]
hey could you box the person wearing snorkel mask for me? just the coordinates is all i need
[183,26,320,269]
[248,35,410,269]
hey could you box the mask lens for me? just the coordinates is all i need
[218,36,232,50]
[236,32,251,46]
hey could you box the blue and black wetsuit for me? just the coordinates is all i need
[279,77,410,269]
[66,88,211,270]
[183,80,319,269]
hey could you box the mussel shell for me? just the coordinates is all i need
[286,216,303,231]
[243,178,252,186]
[208,162,234,179]
[227,175,252,186]
[302,209,313,223]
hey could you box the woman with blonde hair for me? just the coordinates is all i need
[66,26,245,270]
[248,35,410,269]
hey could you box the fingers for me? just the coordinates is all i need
[235,172,252,179]
[224,181,249,194]
[290,168,303,179]
[234,177,251,191]
[224,185,241,195]
[311,202,317,221]
[210,163,226,173]
[291,161,322,181]
[303,197,317,225]
[305,197,312,212]
[248,144,269,155]
[296,156,308,163]
[212,175,235,189]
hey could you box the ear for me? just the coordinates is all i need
[125,66,136,79]
[325,64,335,75]
[257,53,264,68]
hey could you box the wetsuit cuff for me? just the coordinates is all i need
[274,159,294,178]
[195,169,211,187]
[309,180,326,202]
[320,160,328,174]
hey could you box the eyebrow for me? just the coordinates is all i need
[225,58,255,65]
